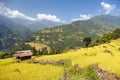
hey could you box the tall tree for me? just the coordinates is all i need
[41,47,48,55]
[83,37,91,47]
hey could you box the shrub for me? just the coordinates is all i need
[62,64,100,80]
[83,65,100,80]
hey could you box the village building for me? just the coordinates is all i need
[13,50,33,61]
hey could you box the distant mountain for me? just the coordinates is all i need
[26,15,120,53]
[28,20,63,32]
[10,18,34,26]
[0,15,33,50]
[11,18,64,32]
[0,15,64,50]
[0,15,31,38]
[0,24,17,50]
[91,15,120,28]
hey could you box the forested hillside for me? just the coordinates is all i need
[0,24,16,50]
[0,15,32,51]
[0,38,120,80]
[26,15,120,53]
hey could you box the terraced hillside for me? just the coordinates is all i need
[36,39,120,75]
[27,15,120,53]
[0,39,120,80]
[25,42,51,52]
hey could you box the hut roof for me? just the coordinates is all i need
[13,50,33,57]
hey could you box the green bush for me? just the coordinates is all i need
[63,64,100,80]
[83,65,100,80]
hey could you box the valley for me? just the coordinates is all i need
[0,39,120,80]
[25,15,120,53]
[0,0,120,80]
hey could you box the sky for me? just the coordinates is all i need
[0,0,120,23]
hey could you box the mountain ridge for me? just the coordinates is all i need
[26,15,120,53]
[11,18,64,32]
[0,15,31,38]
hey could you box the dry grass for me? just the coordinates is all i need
[0,62,63,80]
[0,39,120,80]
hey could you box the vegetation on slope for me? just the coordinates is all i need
[0,39,120,80]
[95,28,120,44]
[0,15,32,51]
[0,60,63,80]
[0,24,17,50]
[26,15,120,53]
[1,27,119,59]
[35,39,120,76]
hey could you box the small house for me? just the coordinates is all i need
[13,50,33,61]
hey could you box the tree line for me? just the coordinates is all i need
[0,28,120,59]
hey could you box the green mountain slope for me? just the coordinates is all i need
[0,15,33,50]
[0,38,120,80]
[0,24,18,50]
[26,15,120,53]
[28,20,63,32]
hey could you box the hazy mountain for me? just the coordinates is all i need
[11,18,34,26]
[0,24,17,50]
[11,18,63,32]
[28,20,63,32]
[0,15,31,38]
[0,15,32,50]
[26,15,120,52]
[91,15,120,28]
[11,18,64,32]
[0,15,63,50]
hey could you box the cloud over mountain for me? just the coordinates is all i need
[71,14,91,21]
[0,2,36,21]
[101,2,116,14]
[36,13,62,22]
[0,2,63,22]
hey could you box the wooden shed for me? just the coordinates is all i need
[13,50,33,61]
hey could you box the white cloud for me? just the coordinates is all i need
[6,10,36,21]
[0,2,63,22]
[36,13,61,22]
[101,2,116,14]
[71,14,91,21]
[0,2,35,21]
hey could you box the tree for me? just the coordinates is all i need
[41,47,48,55]
[112,28,120,39]
[95,28,120,44]
[32,47,37,56]
[38,49,42,55]
[83,37,92,47]
[50,46,61,54]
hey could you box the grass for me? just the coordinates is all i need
[0,63,63,80]
[35,39,120,76]
[0,58,16,66]
[0,39,120,80]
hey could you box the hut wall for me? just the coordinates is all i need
[16,56,31,61]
